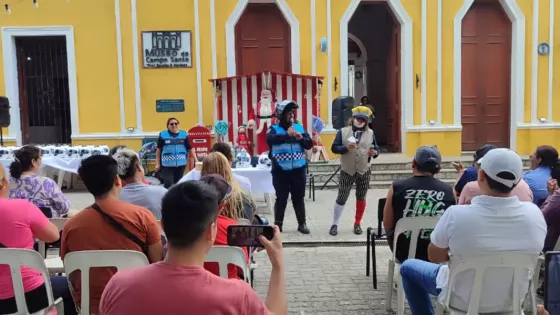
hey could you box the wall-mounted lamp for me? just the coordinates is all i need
[539,117,547,123]
[4,4,10,14]
[33,0,39,8]
[320,37,327,53]
[127,127,135,132]
[429,120,436,125]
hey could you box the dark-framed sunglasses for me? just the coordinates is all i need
[169,122,179,126]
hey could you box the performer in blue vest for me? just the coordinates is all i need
[267,100,313,234]
[155,117,197,188]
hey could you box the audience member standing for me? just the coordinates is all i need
[400,149,546,315]
[383,146,455,263]
[524,145,558,205]
[329,106,379,236]
[9,145,70,218]
[458,146,533,204]
[541,160,560,252]
[0,165,76,315]
[113,148,167,220]
[99,181,287,315]
[61,155,163,314]
[267,100,313,234]
[155,117,197,188]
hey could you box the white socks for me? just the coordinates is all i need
[332,203,345,226]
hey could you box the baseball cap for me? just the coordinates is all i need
[414,146,442,168]
[474,144,497,162]
[477,148,523,188]
[199,174,233,203]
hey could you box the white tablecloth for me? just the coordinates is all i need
[181,168,274,194]
[0,156,83,175]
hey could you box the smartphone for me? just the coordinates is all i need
[545,251,560,314]
[227,225,273,247]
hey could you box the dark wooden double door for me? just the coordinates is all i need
[235,3,291,75]
[461,0,511,151]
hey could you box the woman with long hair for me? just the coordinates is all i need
[201,152,256,221]
[524,145,559,206]
[9,145,70,218]
[0,164,76,314]
[201,152,255,279]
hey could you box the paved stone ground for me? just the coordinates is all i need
[251,246,402,315]
[65,189,389,243]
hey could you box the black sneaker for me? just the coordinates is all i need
[329,225,338,236]
[354,224,363,235]
[298,223,310,234]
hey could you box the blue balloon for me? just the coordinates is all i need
[312,116,324,133]
[215,120,229,136]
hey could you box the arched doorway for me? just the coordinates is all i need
[348,33,368,103]
[347,2,401,152]
[461,0,511,151]
[235,3,291,76]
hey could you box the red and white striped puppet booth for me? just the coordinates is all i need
[210,71,324,155]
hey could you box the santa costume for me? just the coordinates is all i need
[248,89,277,155]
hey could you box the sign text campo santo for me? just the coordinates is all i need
[142,31,192,69]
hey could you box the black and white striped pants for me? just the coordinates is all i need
[335,170,371,205]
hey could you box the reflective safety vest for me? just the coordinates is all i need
[160,130,188,167]
[270,123,307,171]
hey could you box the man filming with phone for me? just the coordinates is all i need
[99,180,287,315]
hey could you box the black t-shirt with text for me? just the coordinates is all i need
[388,175,455,263]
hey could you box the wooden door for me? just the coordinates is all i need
[16,36,72,144]
[386,14,401,152]
[236,4,291,75]
[461,0,511,151]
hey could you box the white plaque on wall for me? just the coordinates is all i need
[142,31,192,69]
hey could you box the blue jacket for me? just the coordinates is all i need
[267,123,313,172]
[160,130,188,167]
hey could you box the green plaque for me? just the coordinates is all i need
[156,99,185,112]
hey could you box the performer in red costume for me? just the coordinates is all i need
[235,124,252,154]
[248,89,277,155]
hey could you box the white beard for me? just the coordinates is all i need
[257,98,273,134]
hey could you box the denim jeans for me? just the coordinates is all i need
[400,258,442,315]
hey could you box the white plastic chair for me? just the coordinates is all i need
[205,246,251,283]
[0,248,64,315]
[435,252,539,315]
[63,250,149,315]
[37,219,68,259]
[386,216,440,315]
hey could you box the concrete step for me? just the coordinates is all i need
[308,155,531,190]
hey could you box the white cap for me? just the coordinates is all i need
[477,148,523,188]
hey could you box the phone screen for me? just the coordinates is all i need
[227,225,273,247]
[545,252,560,314]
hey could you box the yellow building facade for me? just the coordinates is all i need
[0,0,559,156]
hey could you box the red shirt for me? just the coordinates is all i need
[99,263,267,315]
[204,215,249,279]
